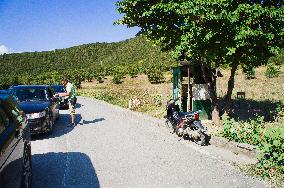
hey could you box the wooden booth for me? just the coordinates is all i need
[172,62,215,120]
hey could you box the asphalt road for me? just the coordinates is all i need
[31,97,268,188]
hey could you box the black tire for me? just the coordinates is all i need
[193,132,206,146]
[22,143,32,188]
[55,112,60,120]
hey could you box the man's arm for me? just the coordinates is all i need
[58,83,72,97]
[58,92,70,97]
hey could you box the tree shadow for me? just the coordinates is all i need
[32,152,100,188]
[219,98,280,122]
[78,118,105,125]
[31,113,82,141]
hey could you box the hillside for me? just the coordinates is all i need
[0,36,175,88]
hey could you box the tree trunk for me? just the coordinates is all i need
[223,62,239,114]
[212,105,221,127]
[201,64,221,127]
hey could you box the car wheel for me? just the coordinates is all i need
[22,143,32,188]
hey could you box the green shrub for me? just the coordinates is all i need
[146,67,165,84]
[94,71,105,83]
[112,66,125,84]
[221,114,284,180]
[220,114,265,145]
[242,65,256,79]
[257,125,284,176]
[84,70,94,82]
[268,49,284,66]
[265,63,281,78]
[274,100,284,123]
[112,73,124,84]
[128,64,140,78]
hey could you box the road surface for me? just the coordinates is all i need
[31,97,268,188]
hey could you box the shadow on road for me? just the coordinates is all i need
[75,103,83,109]
[80,118,105,125]
[31,113,81,141]
[32,152,100,188]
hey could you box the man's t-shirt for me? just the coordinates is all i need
[66,82,76,99]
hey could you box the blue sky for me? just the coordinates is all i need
[0,0,139,53]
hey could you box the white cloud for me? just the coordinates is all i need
[0,44,13,55]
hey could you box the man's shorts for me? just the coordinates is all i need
[68,99,76,115]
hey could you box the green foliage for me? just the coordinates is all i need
[265,50,284,78]
[116,1,284,68]
[220,114,265,145]
[242,65,256,79]
[116,0,284,118]
[128,64,140,78]
[0,36,175,88]
[146,66,165,84]
[94,74,104,83]
[221,114,284,178]
[265,63,281,78]
[93,66,106,83]
[112,66,125,84]
[84,69,94,82]
[275,101,284,123]
[257,125,284,176]
[268,49,284,66]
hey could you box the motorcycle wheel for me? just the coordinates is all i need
[193,132,207,146]
[165,119,174,134]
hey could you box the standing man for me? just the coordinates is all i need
[59,77,77,127]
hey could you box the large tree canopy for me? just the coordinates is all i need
[116,0,283,66]
[116,0,284,124]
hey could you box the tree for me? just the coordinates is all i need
[116,0,284,125]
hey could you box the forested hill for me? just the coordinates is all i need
[0,36,175,88]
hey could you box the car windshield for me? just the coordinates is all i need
[52,85,65,93]
[15,88,47,101]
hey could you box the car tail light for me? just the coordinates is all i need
[194,113,199,120]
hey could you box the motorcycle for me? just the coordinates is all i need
[166,101,211,146]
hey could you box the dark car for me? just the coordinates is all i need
[0,90,10,94]
[50,85,69,110]
[10,85,60,134]
[0,94,32,188]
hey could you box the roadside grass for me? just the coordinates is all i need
[79,66,284,121]
[237,164,284,188]
[78,74,172,118]
[218,66,284,102]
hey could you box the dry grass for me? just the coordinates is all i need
[218,66,284,101]
[79,74,172,118]
[79,66,284,120]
